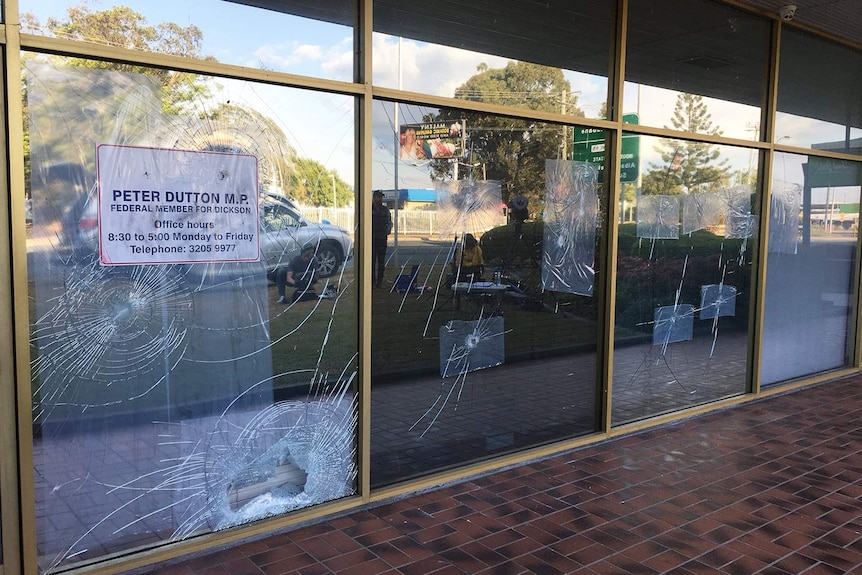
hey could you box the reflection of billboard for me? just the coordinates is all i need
[399,121,465,160]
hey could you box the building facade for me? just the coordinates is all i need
[1,0,861,573]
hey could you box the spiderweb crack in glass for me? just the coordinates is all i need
[162,373,358,538]
[411,316,505,437]
[435,179,502,238]
[32,261,192,421]
[27,58,358,572]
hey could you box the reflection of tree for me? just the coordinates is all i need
[288,157,351,207]
[24,3,349,207]
[25,3,213,114]
[642,94,730,195]
[428,61,583,212]
[22,3,214,199]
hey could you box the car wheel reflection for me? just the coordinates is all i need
[315,242,342,278]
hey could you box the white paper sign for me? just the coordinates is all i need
[97,144,260,265]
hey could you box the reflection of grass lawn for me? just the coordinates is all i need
[370,264,599,379]
[265,263,600,383]
[30,264,599,404]
[267,274,357,390]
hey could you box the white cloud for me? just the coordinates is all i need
[319,45,354,82]
[251,42,324,70]
[372,35,508,98]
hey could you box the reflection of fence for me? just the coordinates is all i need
[298,206,355,231]
[297,207,505,236]
[809,210,858,230]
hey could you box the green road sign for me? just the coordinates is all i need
[573,113,640,183]
[806,156,862,188]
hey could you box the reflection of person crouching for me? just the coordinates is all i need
[276,243,318,303]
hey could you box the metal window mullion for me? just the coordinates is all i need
[599,0,628,434]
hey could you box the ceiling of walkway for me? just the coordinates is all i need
[742,0,862,46]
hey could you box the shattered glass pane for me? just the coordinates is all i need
[637,194,680,239]
[27,57,357,572]
[435,179,503,238]
[652,304,695,345]
[164,387,357,538]
[613,135,755,425]
[32,262,194,421]
[723,185,757,239]
[682,192,723,234]
[371,101,602,484]
[542,160,599,296]
[699,284,737,319]
[769,180,802,254]
[439,317,505,377]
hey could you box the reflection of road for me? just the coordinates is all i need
[386,235,456,268]
[808,232,858,243]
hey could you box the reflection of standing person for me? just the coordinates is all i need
[371,190,392,288]
[276,243,318,303]
[399,126,430,160]
[507,193,529,237]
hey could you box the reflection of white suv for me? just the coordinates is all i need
[60,188,353,278]
[258,191,352,278]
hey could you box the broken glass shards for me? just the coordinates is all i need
[769,180,802,254]
[541,159,599,296]
[439,316,505,377]
[27,56,360,571]
[652,304,695,346]
[722,185,757,239]
[31,262,192,421]
[153,367,357,540]
[435,179,502,239]
[682,192,723,234]
[637,194,680,239]
[699,284,738,319]
[195,398,356,534]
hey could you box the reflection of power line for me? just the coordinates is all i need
[745,122,759,179]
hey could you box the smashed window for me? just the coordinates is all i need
[613,135,757,424]
[370,101,603,485]
[27,59,357,572]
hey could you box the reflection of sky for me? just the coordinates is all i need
[373,34,609,119]
[622,81,862,171]
[26,1,352,76]
[774,153,861,204]
[27,0,358,184]
[28,1,860,197]
[622,83,762,141]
